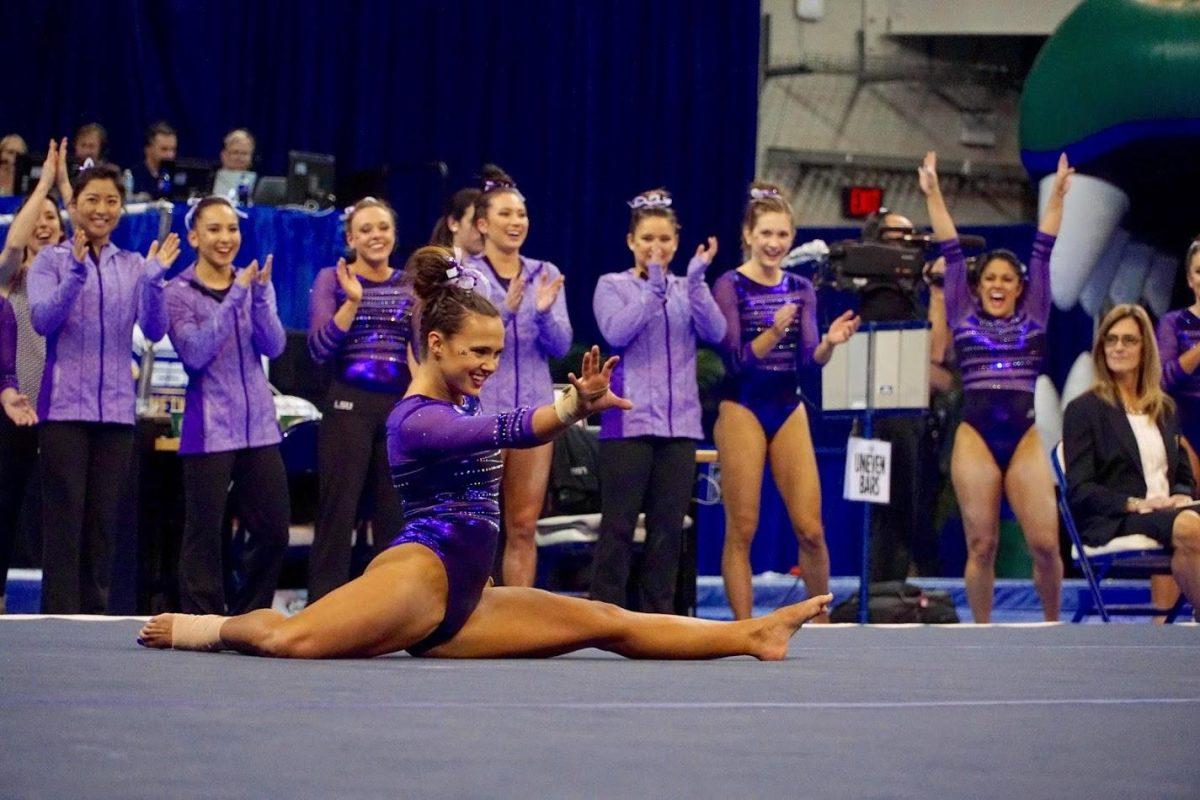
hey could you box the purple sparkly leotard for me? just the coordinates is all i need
[942,231,1055,470]
[712,269,819,438]
[1156,308,1200,451]
[307,267,415,393]
[385,394,540,653]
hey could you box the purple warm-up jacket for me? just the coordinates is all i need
[593,267,726,440]
[28,241,168,424]
[165,265,286,455]
[467,254,572,412]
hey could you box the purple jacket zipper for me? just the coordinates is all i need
[662,298,673,437]
[233,312,251,445]
[95,256,106,422]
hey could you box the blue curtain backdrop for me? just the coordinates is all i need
[0,0,761,344]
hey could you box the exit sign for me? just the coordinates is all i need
[842,186,884,218]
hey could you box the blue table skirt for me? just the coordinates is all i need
[0,199,344,330]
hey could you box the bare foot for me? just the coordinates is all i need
[750,594,833,661]
[137,614,176,649]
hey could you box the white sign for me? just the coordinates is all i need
[843,436,892,504]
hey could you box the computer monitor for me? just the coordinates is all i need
[13,153,41,196]
[213,169,257,203]
[286,151,336,208]
[160,158,216,201]
[252,176,287,206]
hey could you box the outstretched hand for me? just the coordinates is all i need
[567,345,633,417]
[917,151,940,196]
[1,389,37,426]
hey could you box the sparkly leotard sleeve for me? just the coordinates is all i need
[1157,309,1200,449]
[385,395,540,653]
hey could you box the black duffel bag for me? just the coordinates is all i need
[830,581,959,624]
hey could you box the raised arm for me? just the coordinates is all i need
[686,239,727,344]
[1037,153,1073,238]
[918,151,958,243]
[1,141,62,285]
[137,235,179,343]
[306,266,349,364]
[250,257,287,359]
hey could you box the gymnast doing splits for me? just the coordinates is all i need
[138,246,831,660]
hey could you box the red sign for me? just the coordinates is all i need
[842,186,884,218]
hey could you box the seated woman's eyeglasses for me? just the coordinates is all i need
[1103,333,1142,347]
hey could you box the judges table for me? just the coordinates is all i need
[0,199,342,330]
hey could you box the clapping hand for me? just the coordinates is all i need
[505,271,526,313]
[146,233,181,277]
[236,260,260,288]
[37,139,59,194]
[772,302,799,335]
[687,236,718,279]
[335,257,362,304]
[55,138,72,202]
[71,228,89,264]
[567,345,633,416]
[535,272,564,313]
[824,310,861,346]
[255,254,274,289]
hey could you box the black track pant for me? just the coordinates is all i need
[39,422,134,613]
[0,418,39,599]
[179,445,289,614]
[869,414,941,580]
[307,381,404,603]
[590,437,696,613]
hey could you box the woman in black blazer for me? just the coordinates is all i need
[1063,304,1200,614]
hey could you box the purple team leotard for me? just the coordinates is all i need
[1156,308,1200,452]
[941,231,1055,470]
[385,394,541,653]
[711,269,820,438]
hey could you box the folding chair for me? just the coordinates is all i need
[1050,442,1189,622]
